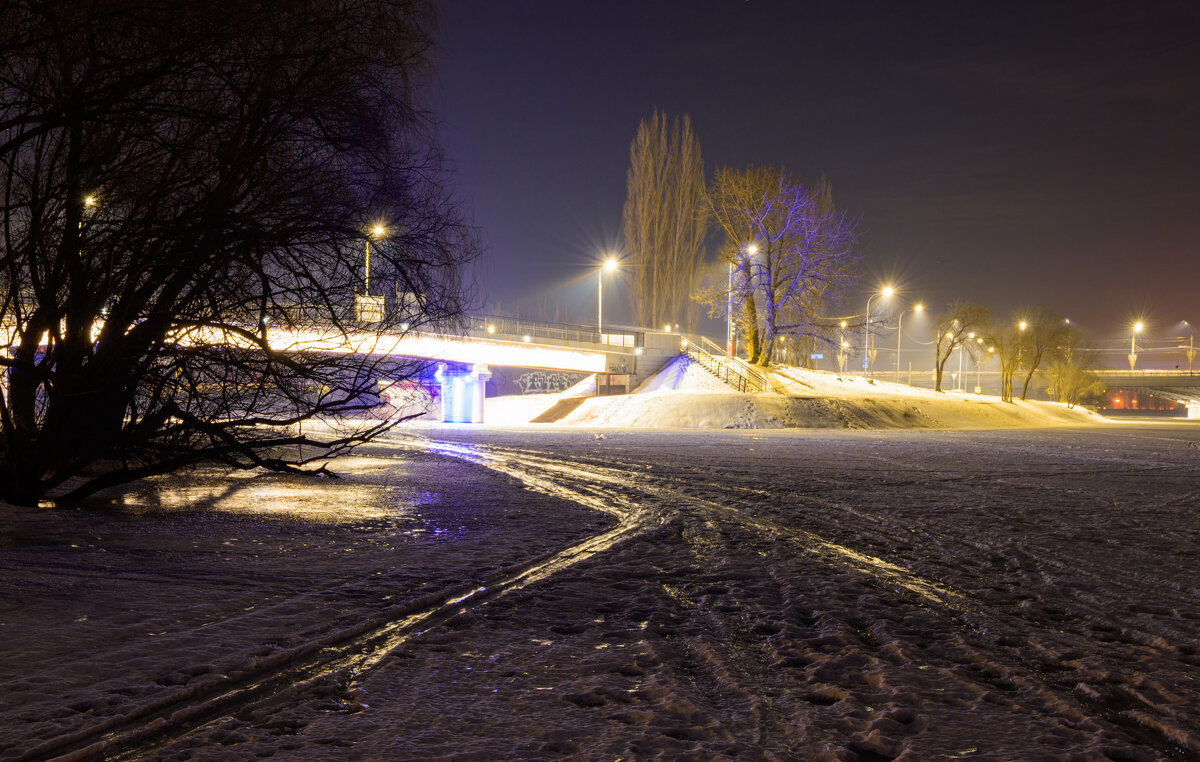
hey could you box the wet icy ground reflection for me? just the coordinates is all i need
[0,446,611,761]
[113,458,421,524]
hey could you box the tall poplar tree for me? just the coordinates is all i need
[621,112,708,331]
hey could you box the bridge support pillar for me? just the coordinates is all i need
[436,363,491,423]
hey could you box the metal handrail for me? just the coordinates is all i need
[681,338,765,393]
[697,336,771,391]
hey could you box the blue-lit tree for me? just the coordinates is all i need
[702,167,860,366]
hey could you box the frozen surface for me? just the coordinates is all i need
[2,423,1199,760]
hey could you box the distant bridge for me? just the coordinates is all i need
[1094,370,1200,409]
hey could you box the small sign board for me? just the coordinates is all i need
[355,294,386,323]
[810,353,824,360]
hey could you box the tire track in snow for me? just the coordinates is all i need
[19,439,665,762]
[25,436,1195,760]
[541,445,1200,759]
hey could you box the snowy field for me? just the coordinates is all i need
[2,421,1199,760]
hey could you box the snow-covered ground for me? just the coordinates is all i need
[484,357,1103,430]
[3,421,1199,760]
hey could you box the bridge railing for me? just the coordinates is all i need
[1093,369,1198,376]
[465,314,643,349]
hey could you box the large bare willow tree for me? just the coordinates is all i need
[621,111,708,331]
[701,167,859,366]
[0,0,477,506]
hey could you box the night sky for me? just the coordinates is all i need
[433,0,1199,347]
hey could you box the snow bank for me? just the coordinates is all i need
[488,356,1105,430]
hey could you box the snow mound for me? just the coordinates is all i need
[633,355,733,393]
[556,358,1104,430]
[469,356,1105,430]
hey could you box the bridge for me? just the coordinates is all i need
[1093,370,1200,415]
[227,314,688,423]
[6,312,692,424]
[244,314,681,375]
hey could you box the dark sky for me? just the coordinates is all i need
[432,0,1199,345]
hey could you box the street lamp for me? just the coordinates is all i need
[354,224,388,323]
[1064,318,1073,363]
[728,244,756,355]
[863,286,894,371]
[1129,321,1143,370]
[895,303,923,383]
[959,332,975,388]
[974,336,984,392]
[364,224,385,295]
[598,257,618,339]
[1183,320,1194,374]
[838,320,848,372]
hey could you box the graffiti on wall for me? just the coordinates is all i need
[516,371,585,394]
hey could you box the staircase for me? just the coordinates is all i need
[680,338,770,393]
[529,396,589,423]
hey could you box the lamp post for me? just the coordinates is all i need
[957,334,971,390]
[1129,321,1143,371]
[837,320,848,372]
[863,286,894,371]
[986,345,995,394]
[728,244,756,355]
[1063,318,1073,364]
[1184,321,1194,374]
[598,257,618,340]
[895,303,923,383]
[974,336,984,392]
[354,224,387,323]
[364,224,385,295]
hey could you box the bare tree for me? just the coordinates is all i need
[622,111,709,331]
[1045,347,1105,408]
[988,315,1025,402]
[0,0,478,506]
[1017,308,1069,400]
[701,167,859,366]
[932,303,990,392]
[1043,324,1103,408]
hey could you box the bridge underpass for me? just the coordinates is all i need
[1093,370,1200,417]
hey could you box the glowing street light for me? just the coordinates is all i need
[1129,321,1144,370]
[863,286,894,371]
[895,303,923,383]
[598,257,618,339]
[353,224,389,323]
[364,224,386,295]
[1180,320,1195,375]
